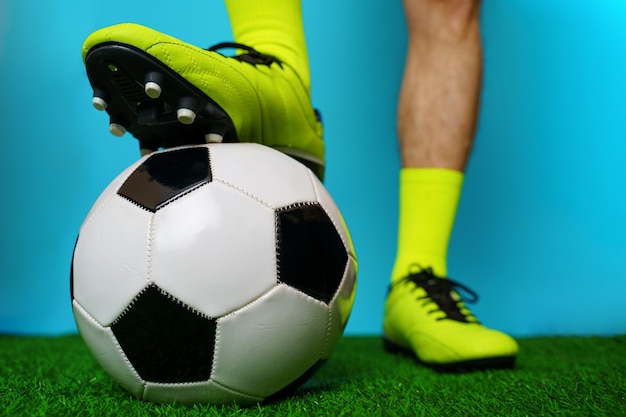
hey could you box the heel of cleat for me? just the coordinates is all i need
[383,337,411,356]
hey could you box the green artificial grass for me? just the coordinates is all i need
[0,335,624,417]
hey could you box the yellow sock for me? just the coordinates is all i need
[391,168,464,282]
[224,0,311,91]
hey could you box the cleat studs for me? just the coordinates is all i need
[144,72,164,99]
[92,88,109,111]
[109,123,127,137]
[205,133,224,143]
[177,108,196,125]
[144,81,162,99]
[91,96,108,111]
[177,97,198,124]
[140,148,155,157]
[143,71,163,98]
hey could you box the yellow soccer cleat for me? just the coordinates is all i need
[383,266,519,372]
[82,23,325,179]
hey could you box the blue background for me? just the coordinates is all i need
[1,0,624,337]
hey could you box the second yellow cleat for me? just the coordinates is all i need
[383,266,519,372]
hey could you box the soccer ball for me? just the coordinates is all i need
[70,143,357,405]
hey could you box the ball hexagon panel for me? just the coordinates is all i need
[150,180,277,318]
[209,143,318,209]
[118,146,212,212]
[276,203,348,304]
[72,301,145,398]
[110,285,217,384]
[212,284,329,398]
[72,195,152,326]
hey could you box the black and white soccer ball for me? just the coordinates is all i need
[70,143,357,405]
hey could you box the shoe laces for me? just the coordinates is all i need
[208,42,283,67]
[206,42,323,126]
[391,266,480,323]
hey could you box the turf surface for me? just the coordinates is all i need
[0,335,624,416]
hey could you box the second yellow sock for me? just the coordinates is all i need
[391,168,464,282]
[224,0,311,90]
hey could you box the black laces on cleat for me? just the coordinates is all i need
[391,266,480,323]
[208,42,283,67]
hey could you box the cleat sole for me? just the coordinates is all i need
[84,42,237,151]
[383,337,516,373]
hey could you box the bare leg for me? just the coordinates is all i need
[398,0,482,171]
